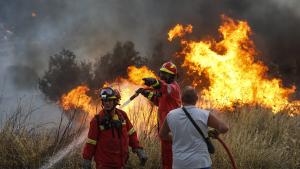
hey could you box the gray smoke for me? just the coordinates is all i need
[0,0,299,94]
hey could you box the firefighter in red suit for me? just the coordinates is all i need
[138,62,181,169]
[82,87,148,169]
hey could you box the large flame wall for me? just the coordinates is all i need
[60,16,299,132]
[169,16,297,113]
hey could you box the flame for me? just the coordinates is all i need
[168,24,193,41]
[59,66,154,115]
[171,16,297,113]
[113,79,157,134]
[59,66,158,133]
[114,66,158,132]
[101,65,157,112]
[127,66,158,85]
[60,85,98,116]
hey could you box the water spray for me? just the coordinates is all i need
[39,129,88,169]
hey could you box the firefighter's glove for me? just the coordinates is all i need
[136,88,145,94]
[136,88,151,98]
[134,148,148,166]
[82,159,92,169]
[142,78,160,89]
[208,129,220,139]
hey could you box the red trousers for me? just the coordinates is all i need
[161,140,172,169]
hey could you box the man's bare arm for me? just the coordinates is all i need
[207,111,229,134]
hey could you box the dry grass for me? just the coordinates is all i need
[212,105,300,169]
[0,102,299,169]
[0,101,86,169]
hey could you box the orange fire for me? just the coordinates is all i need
[60,85,98,116]
[169,16,297,113]
[113,78,157,134]
[109,66,158,125]
[168,24,193,41]
[60,66,158,133]
[127,66,158,85]
[60,66,156,115]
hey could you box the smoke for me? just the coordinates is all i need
[0,0,299,94]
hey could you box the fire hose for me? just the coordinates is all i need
[119,88,159,108]
[215,136,238,169]
[118,89,141,108]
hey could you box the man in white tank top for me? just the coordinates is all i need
[159,86,229,169]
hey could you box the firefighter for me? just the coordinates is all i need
[138,61,181,169]
[82,87,147,169]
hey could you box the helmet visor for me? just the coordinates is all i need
[100,88,115,100]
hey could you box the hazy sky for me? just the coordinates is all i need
[0,0,299,93]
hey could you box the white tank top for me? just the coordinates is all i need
[167,105,212,169]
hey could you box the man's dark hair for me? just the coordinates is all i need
[181,86,198,105]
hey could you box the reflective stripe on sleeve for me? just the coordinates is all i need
[99,125,105,130]
[128,128,136,135]
[86,138,97,145]
[167,84,171,94]
[151,80,160,87]
[147,92,154,100]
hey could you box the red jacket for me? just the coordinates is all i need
[148,80,181,126]
[82,108,141,168]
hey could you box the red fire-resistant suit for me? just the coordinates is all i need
[147,80,181,169]
[82,108,142,169]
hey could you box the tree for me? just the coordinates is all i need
[92,41,145,89]
[39,49,92,101]
[147,42,166,73]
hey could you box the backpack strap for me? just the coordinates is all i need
[182,107,207,139]
[95,114,100,127]
[94,114,101,140]
[182,106,215,154]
